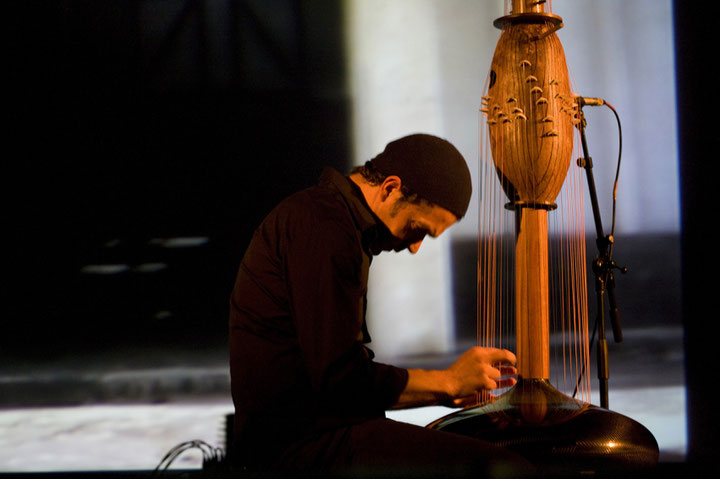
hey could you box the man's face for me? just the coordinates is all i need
[378,195,457,254]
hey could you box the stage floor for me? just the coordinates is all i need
[0,327,686,472]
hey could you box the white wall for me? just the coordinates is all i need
[345,0,458,358]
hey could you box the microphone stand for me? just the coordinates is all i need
[575,99,627,409]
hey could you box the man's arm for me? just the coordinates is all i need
[283,202,409,413]
[391,347,517,409]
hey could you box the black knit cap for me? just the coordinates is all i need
[370,133,472,218]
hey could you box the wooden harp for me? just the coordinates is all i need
[428,1,659,472]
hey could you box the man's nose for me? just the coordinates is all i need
[408,239,424,254]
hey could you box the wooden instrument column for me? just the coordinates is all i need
[515,208,550,378]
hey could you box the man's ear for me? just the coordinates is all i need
[379,175,403,201]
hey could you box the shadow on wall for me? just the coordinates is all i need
[451,232,682,340]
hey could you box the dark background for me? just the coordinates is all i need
[8,0,350,357]
[4,0,717,469]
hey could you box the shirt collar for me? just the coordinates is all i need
[318,167,387,254]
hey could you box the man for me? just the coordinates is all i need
[229,134,530,476]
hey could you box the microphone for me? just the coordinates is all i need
[576,96,605,107]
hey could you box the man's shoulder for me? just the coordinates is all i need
[274,181,351,225]
[244,184,359,265]
[254,183,356,250]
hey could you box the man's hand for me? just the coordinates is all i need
[392,347,517,410]
[443,347,517,407]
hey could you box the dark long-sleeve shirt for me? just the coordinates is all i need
[229,168,409,465]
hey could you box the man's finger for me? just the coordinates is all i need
[469,346,516,363]
[483,347,517,364]
[498,365,517,375]
[496,377,517,389]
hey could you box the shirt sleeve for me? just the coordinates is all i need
[280,198,408,417]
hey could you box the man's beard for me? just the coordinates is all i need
[369,199,424,254]
[370,226,408,254]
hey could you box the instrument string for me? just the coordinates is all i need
[476,52,591,403]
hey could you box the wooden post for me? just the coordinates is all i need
[515,208,550,379]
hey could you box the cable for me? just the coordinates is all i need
[152,439,224,476]
[604,101,623,251]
